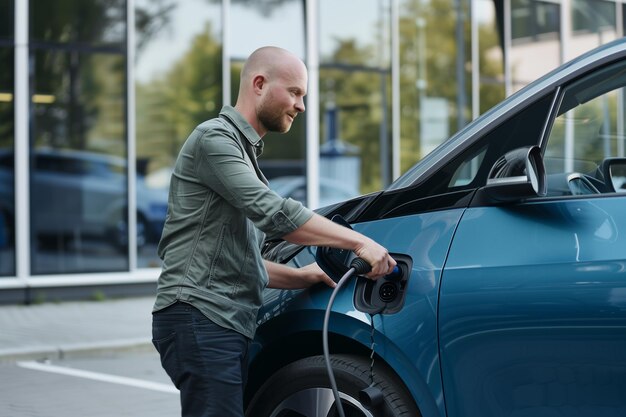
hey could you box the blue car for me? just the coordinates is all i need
[245,38,626,417]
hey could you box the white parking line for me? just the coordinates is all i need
[17,360,179,394]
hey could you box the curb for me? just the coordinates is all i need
[0,337,153,362]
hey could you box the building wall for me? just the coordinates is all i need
[0,0,624,302]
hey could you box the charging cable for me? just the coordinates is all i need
[323,257,372,417]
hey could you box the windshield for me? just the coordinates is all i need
[387,38,626,192]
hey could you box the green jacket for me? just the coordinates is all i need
[153,106,314,339]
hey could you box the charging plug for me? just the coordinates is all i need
[350,257,372,275]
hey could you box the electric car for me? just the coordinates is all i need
[245,38,626,417]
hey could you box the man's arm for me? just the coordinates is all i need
[282,213,396,278]
[264,260,336,289]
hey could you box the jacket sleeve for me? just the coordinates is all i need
[193,121,314,241]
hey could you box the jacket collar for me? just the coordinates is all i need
[219,105,263,148]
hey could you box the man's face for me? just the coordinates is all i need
[257,65,307,134]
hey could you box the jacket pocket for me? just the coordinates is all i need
[206,221,248,296]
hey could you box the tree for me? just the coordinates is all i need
[136,22,223,172]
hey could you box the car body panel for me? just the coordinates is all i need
[255,209,466,417]
[440,196,626,417]
[352,211,466,417]
[250,38,626,417]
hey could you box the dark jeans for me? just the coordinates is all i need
[152,302,251,417]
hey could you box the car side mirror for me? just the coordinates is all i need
[475,146,547,204]
[599,158,626,192]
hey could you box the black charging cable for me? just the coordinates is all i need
[322,257,372,417]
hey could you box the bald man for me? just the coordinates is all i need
[152,46,396,417]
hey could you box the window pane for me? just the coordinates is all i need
[476,0,505,115]
[0,0,14,40]
[135,0,221,267]
[511,0,561,91]
[230,0,304,59]
[0,46,14,276]
[31,50,127,274]
[545,60,626,196]
[398,0,472,174]
[512,0,559,41]
[320,0,391,194]
[30,0,125,47]
[573,0,616,33]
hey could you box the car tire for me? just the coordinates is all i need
[246,354,420,417]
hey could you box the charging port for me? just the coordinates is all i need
[379,282,398,302]
[354,254,412,315]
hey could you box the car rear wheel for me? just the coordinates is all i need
[246,354,420,417]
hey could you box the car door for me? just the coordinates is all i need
[439,57,626,417]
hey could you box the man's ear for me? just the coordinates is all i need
[252,75,265,95]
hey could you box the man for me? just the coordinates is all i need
[152,46,396,417]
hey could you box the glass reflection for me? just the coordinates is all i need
[0,0,13,40]
[320,0,391,194]
[30,0,125,46]
[475,0,505,115]
[573,0,615,33]
[398,0,468,173]
[229,0,304,59]
[31,50,128,274]
[135,0,222,267]
[0,46,14,276]
[510,0,560,91]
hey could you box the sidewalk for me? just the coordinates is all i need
[0,296,155,361]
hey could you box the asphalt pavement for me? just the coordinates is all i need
[0,296,155,362]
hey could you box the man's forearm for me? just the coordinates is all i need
[264,260,299,289]
[282,213,369,251]
[282,213,395,278]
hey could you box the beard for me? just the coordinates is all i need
[258,97,292,133]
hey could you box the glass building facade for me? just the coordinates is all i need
[0,0,624,301]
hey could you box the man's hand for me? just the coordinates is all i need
[354,238,396,280]
[265,260,335,289]
[282,213,396,280]
[298,262,336,288]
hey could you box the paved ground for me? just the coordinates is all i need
[0,296,184,416]
[0,296,155,361]
[0,350,181,417]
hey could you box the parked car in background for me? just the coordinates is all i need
[0,149,168,252]
[244,38,626,417]
[268,175,359,208]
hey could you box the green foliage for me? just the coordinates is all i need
[397,0,505,173]
[136,22,223,172]
[91,289,107,301]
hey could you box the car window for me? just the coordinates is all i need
[448,146,487,187]
[360,94,555,220]
[423,93,555,196]
[544,60,626,196]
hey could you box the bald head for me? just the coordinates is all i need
[235,47,308,137]
[239,47,306,95]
